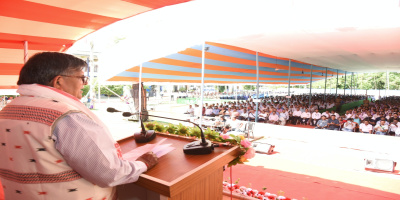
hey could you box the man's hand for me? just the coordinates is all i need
[136,152,158,170]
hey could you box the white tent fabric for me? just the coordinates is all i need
[98,0,400,82]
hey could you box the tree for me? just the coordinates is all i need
[243,85,255,91]
[216,86,226,93]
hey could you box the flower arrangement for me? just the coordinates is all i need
[144,122,255,166]
[222,181,299,200]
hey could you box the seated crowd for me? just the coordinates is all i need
[184,94,400,137]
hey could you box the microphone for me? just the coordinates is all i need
[107,107,121,113]
[122,112,132,117]
[122,112,214,154]
[122,112,156,143]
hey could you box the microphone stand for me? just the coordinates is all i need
[125,112,214,155]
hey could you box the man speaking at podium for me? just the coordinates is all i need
[0,52,158,200]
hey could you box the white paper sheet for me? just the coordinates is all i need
[122,138,175,161]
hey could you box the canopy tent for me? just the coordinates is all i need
[0,0,190,89]
[99,0,400,83]
[108,42,345,84]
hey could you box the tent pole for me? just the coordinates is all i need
[139,63,143,114]
[324,68,327,101]
[386,71,389,97]
[255,52,259,123]
[24,41,28,63]
[199,42,206,128]
[350,72,353,95]
[235,84,237,101]
[287,59,291,108]
[344,72,347,95]
[335,69,338,98]
[309,65,313,107]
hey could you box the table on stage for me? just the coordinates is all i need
[117,133,239,200]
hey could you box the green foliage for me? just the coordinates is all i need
[99,85,124,97]
[178,87,187,92]
[165,124,177,134]
[154,123,165,132]
[243,85,255,91]
[311,72,397,90]
[176,123,189,135]
[189,127,201,138]
[216,86,226,93]
[82,85,90,97]
[204,128,221,141]
[144,122,155,130]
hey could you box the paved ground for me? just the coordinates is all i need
[90,98,400,199]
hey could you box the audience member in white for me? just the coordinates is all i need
[268,111,280,124]
[258,110,267,122]
[204,106,214,116]
[321,110,330,118]
[186,105,194,117]
[330,110,340,119]
[342,118,356,132]
[389,119,399,135]
[239,108,248,120]
[344,110,352,119]
[374,120,389,135]
[292,107,302,125]
[248,110,256,121]
[227,116,243,131]
[311,109,321,126]
[359,120,373,134]
[300,108,311,125]
[279,109,289,126]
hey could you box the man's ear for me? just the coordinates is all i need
[51,76,62,89]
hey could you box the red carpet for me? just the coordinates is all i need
[223,164,400,200]
[0,179,3,200]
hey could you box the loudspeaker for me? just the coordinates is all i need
[252,142,275,154]
[364,158,397,172]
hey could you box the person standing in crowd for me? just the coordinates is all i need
[0,52,158,200]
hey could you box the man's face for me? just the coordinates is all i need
[364,121,369,125]
[56,70,86,99]
[380,120,386,125]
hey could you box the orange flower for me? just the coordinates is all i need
[239,156,248,162]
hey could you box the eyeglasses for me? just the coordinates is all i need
[60,75,89,84]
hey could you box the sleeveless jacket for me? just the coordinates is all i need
[0,95,116,200]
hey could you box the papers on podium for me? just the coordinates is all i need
[123,138,175,161]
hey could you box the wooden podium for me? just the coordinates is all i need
[117,133,239,200]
